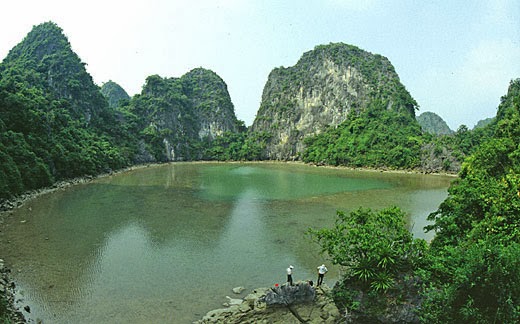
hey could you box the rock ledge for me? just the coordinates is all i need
[196,282,342,324]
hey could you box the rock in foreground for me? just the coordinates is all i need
[196,282,341,323]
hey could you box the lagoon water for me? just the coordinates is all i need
[0,162,453,323]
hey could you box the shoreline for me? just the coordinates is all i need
[0,162,165,213]
[0,160,458,214]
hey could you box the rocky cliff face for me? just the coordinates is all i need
[251,43,417,160]
[182,68,242,140]
[129,68,242,161]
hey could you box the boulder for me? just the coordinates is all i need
[224,296,243,306]
[259,282,316,306]
[196,282,342,324]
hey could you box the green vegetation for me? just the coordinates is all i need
[309,79,520,323]
[309,207,428,322]
[203,131,272,161]
[422,79,520,323]
[0,301,12,324]
[122,70,242,162]
[302,99,423,169]
[0,22,131,200]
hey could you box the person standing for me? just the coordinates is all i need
[317,264,328,286]
[286,265,294,285]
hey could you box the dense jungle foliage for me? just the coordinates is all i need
[310,79,520,323]
[421,79,520,323]
[0,22,132,200]
[301,99,423,169]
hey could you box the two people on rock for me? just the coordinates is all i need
[285,264,328,287]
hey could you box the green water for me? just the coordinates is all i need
[0,162,453,323]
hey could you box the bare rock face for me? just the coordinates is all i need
[197,282,342,324]
[251,43,417,160]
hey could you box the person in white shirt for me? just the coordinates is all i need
[317,264,328,286]
[286,265,294,285]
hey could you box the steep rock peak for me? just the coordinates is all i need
[128,68,242,161]
[252,42,418,160]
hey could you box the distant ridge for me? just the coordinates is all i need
[416,111,453,135]
[101,80,130,108]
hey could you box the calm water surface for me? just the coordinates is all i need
[0,163,453,323]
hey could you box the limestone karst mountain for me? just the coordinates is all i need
[251,42,418,160]
[126,68,243,161]
[0,22,129,198]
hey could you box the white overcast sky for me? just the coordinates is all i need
[1,0,519,129]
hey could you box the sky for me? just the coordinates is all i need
[1,0,519,129]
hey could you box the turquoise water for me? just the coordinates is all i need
[0,163,453,323]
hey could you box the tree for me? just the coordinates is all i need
[422,79,520,323]
[308,207,427,322]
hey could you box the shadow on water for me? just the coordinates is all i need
[0,163,453,323]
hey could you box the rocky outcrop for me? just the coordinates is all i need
[197,282,342,324]
[416,112,453,135]
[0,259,26,323]
[251,43,417,160]
[421,142,461,173]
[129,68,243,162]
[182,68,244,140]
[100,80,130,109]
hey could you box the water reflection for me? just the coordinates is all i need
[0,163,453,323]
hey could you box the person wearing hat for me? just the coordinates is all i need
[286,265,294,286]
[317,264,328,286]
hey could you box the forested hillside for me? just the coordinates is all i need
[0,22,130,199]
[121,68,243,162]
[309,79,520,323]
[0,22,244,200]
[302,99,423,169]
[421,79,520,322]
